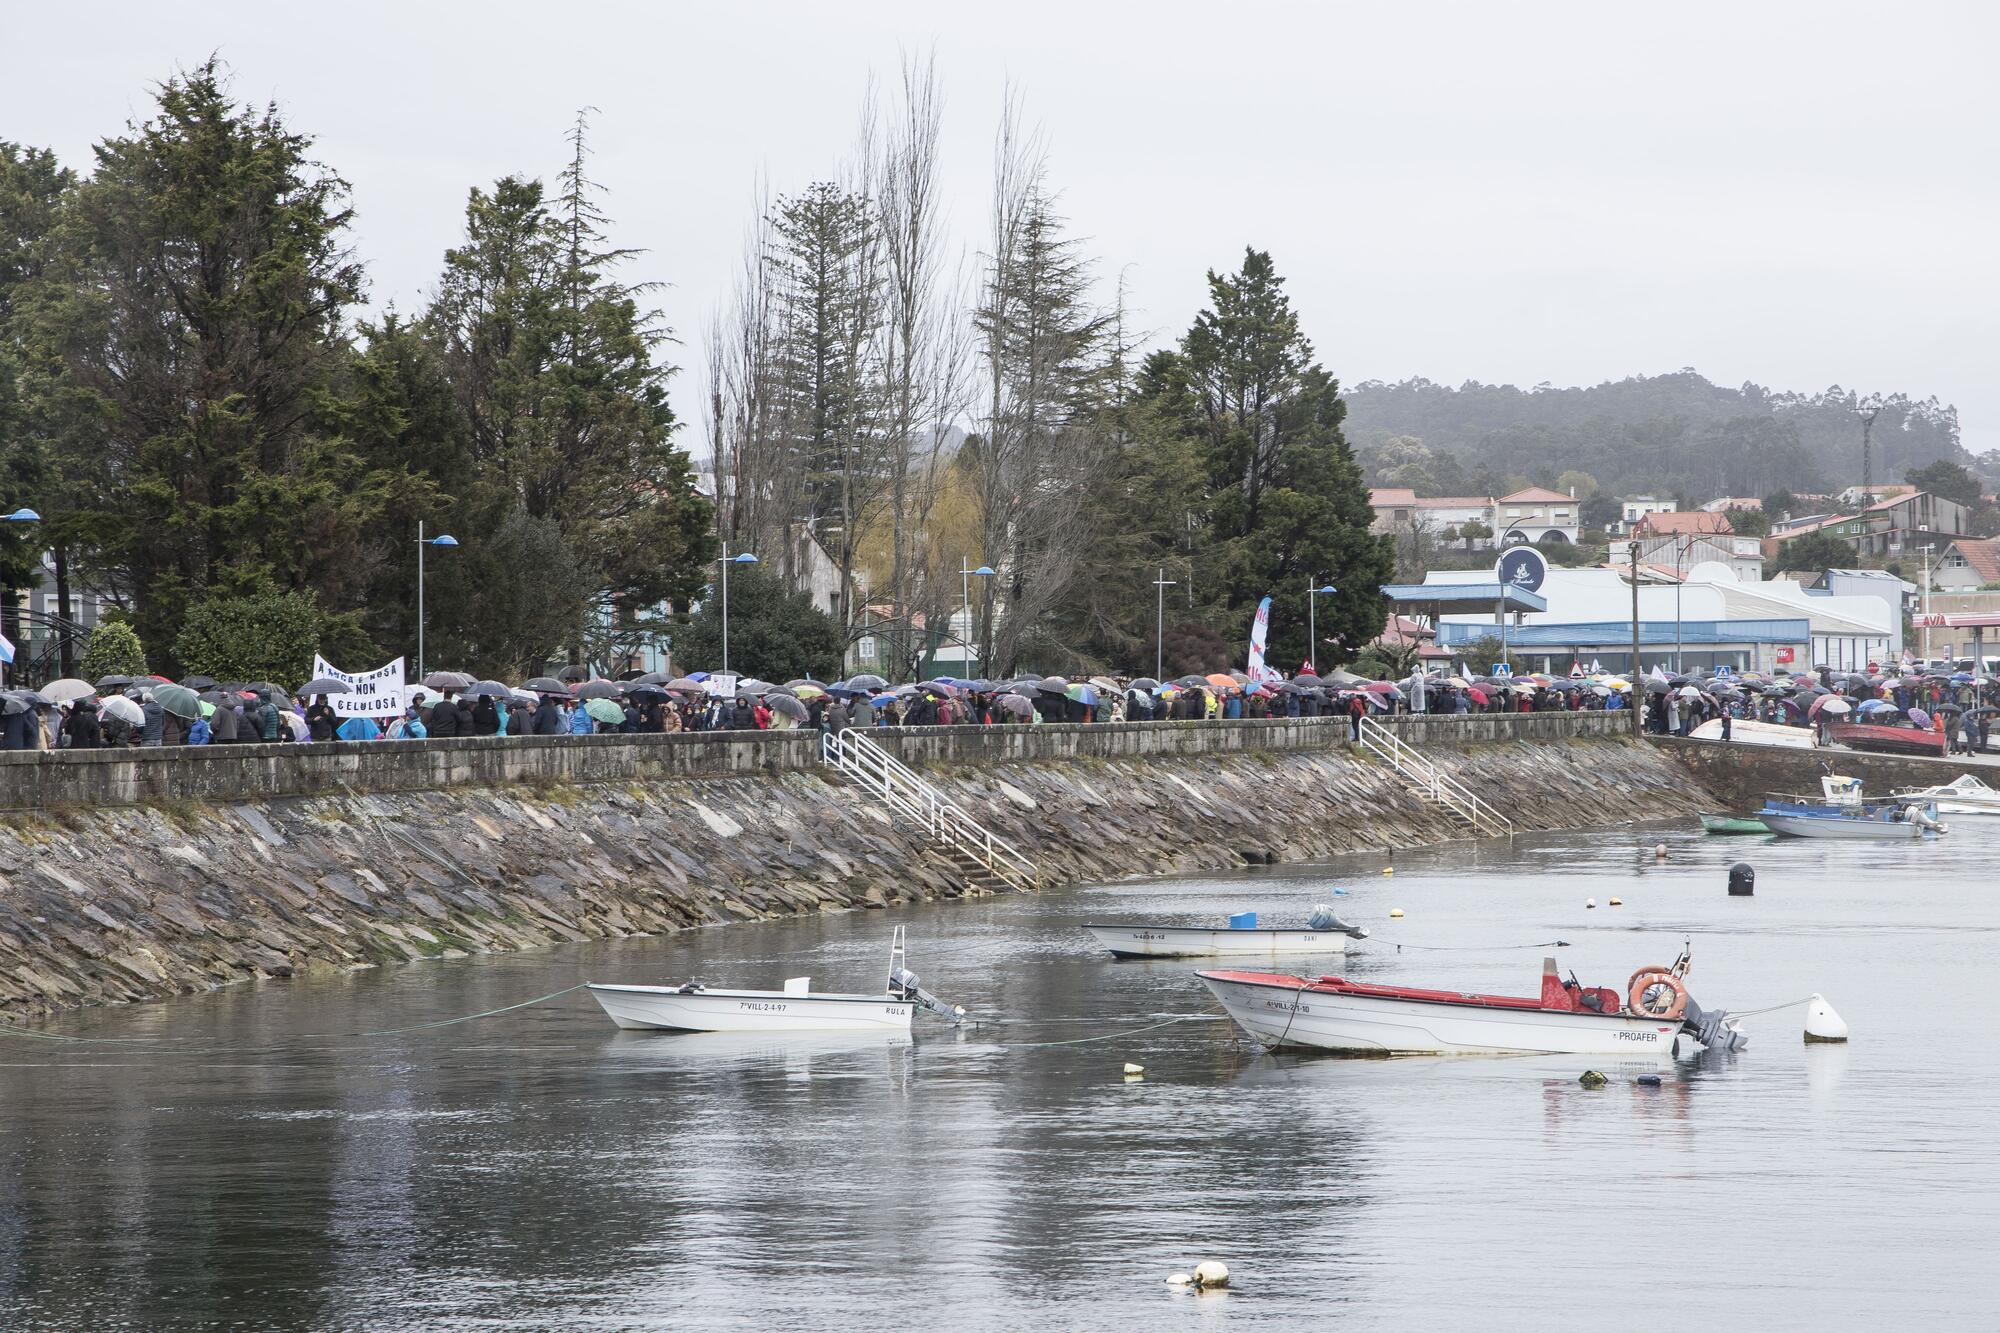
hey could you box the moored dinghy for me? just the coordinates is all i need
[1200,947,1746,1058]
[589,927,965,1033]
[1085,905,1368,960]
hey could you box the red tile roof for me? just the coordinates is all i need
[1947,538,2000,584]
[1369,488,1417,506]
[1498,487,1573,504]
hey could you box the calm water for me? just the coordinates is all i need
[3,819,1996,1330]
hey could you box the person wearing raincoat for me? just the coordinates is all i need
[140,694,167,746]
[337,714,380,741]
[388,705,428,740]
[306,697,339,741]
[63,700,103,749]
[567,700,594,735]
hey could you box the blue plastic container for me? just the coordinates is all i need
[1227,911,1258,930]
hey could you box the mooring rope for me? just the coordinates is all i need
[1377,937,1571,953]
[996,1014,1225,1048]
[1726,995,1815,1019]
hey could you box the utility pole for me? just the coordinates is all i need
[1629,540,1643,740]
[1153,568,1177,679]
[1858,403,1882,496]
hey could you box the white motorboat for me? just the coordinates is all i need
[1085,906,1368,960]
[1199,950,1745,1058]
[588,927,961,1033]
[1689,717,1817,749]
[1892,773,2000,816]
[1758,809,1940,839]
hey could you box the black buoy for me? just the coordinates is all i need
[1728,862,1755,896]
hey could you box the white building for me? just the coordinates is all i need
[1495,487,1581,545]
[1421,565,1895,675]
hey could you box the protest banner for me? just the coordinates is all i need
[309,655,408,718]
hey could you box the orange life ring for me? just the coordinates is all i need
[1628,969,1688,1020]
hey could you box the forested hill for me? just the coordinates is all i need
[1343,371,1973,502]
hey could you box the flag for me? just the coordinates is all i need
[0,629,13,664]
[1247,596,1273,681]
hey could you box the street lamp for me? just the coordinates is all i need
[960,564,995,674]
[1152,567,1178,680]
[720,548,757,674]
[0,508,39,690]
[1306,580,1336,674]
[415,522,459,683]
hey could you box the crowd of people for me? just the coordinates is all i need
[5,659,1989,754]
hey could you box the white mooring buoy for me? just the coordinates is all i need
[1388,907,1404,919]
[1585,897,1596,909]
[1193,1261,1230,1289]
[1804,993,1848,1043]
[1123,1062,1145,1076]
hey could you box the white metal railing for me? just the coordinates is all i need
[1354,715,1515,837]
[819,728,1042,893]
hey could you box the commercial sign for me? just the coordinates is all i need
[310,654,407,718]
[1494,546,1548,594]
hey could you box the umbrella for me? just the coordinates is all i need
[1039,676,1070,692]
[1065,683,1099,706]
[1088,675,1122,693]
[1677,685,1702,699]
[556,665,591,683]
[1205,672,1237,691]
[1855,698,1897,714]
[920,679,963,694]
[767,694,808,720]
[627,684,670,701]
[524,676,568,693]
[154,683,202,719]
[0,695,26,716]
[1909,707,1932,730]
[583,697,626,725]
[301,677,354,696]
[1294,673,1324,688]
[282,711,310,740]
[736,679,775,696]
[9,689,52,708]
[198,700,216,718]
[996,693,1034,717]
[422,670,473,691]
[1128,677,1161,691]
[573,680,623,700]
[1174,675,1208,689]
[462,680,514,699]
[848,673,888,691]
[94,674,135,690]
[99,694,143,726]
[792,683,828,700]
[666,677,705,692]
[509,690,540,707]
[41,678,95,703]
[1808,696,1851,719]
[179,675,218,690]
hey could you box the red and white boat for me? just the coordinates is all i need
[1199,951,1744,1058]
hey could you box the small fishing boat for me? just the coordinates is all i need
[1689,718,1817,749]
[1757,775,1946,840]
[1759,807,1942,840]
[1199,946,1745,1058]
[1892,773,2000,816]
[1085,906,1367,960]
[1699,813,1771,834]
[588,928,963,1033]
[1826,720,1946,757]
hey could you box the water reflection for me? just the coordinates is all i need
[1,819,1996,1328]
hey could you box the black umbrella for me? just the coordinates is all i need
[626,684,670,702]
[848,673,889,691]
[422,670,473,691]
[248,682,292,700]
[462,680,513,699]
[1174,675,1208,689]
[524,676,568,693]
[179,675,218,690]
[556,664,591,683]
[8,689,53,708]
[0,695,28,716]
[768,694,808,719]
[1005,681,1042,697]
[1293,673,1323,688]
[300,676,354,695]
[1128,677,1161,691]
[572,679,622,700]
[94,674,134,690]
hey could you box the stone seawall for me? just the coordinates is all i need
[0,717,1702,1022]
[0,712,1631,810]
[1651,736,1992,808]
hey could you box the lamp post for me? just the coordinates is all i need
[1306,580,1336,674]
[1152,567,1177,679]
[959,564,995,674]
[0,508,39,690]
[719,547,757,675]
[415,521,459,684]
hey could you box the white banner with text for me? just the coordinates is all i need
[311,654,408,718]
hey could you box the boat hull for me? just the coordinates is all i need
[1197,972,1691,1057]
[588,983,915,1033]
[1085,924,1352,959]
[1699,813,1771,834]
[1827,722,1946,757]
[1758,812,1931,840]
[1689,718,1816,748]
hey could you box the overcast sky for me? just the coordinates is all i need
[8,2,1997,456]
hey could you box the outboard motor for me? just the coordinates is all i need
[889,966,967,1023]
[1682,996,1750,1053]
[1309,903,1369,939]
